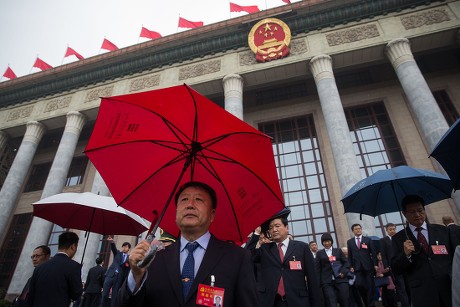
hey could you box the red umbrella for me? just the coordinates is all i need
[84,84,285,243]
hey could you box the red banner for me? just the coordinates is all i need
[3,66,17,79]
[33,58,53,71]
[230,3,259,13]
[178,17,203,29]
[64,47,84,60]
[101,38,118,51]
[140,27,162,39]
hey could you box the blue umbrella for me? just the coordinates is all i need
[430,118,460,190]
[341,165,453,217]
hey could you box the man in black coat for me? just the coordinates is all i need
[83,257,106,307]
[443,216,460,247]
[379,223,409,307]
[12,245,51,307]
[391,195,453,307]
[347,223,377,307]
[116,181,258,307]
[315,233,349,307]
[27,231,83,307]
[247,211,321,307]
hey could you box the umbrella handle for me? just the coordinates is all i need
[137,239,164,268]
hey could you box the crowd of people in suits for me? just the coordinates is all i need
[14,185,460,307]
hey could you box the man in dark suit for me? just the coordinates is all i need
[347,223,377,307]
[101,237,131,307]
[443,216,460,247]
[315,233,349,307]
[27,231,83,307]
[12,245,51,307]
[247,210,321,307]
[116,181,258,307]
[83,257,106,307]
[379,223,409,307]
[391,195,453,307]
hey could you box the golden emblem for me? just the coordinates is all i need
[248,18,291,62]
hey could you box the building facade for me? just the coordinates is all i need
[1,0,460,300]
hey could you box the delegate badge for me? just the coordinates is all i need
[328,255,336,262]
[432,245,448,255]
[196,284,225,307]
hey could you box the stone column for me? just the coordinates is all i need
[8,111,86,296]
[0,122,46,238]
[76,171,110,281]
[309,55,375,236]
[385,38,460,212]
[223,74,244,120]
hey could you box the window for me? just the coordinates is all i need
[345,102,407,237]
[259,115,336,245]
[65,156,88,186]
[433,90,459,126]
[24,162,52,192]
[47,224,66,256]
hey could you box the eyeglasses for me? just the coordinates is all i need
[31,254,44,259]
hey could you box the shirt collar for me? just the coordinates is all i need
[408,221,427,233]
[279,237,290,248]
[180,231,211,252]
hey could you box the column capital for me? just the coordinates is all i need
[23,121,46,144]
[222,74,244,90]
[385,38,414,69]
[309,55,334,82]
[65,111,87,135]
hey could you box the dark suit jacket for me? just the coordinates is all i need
[448,224,460,248]
[379,236,393,268]
[84,265,106,294]
[315,248,349,285]
[249,237,321,307]
[26,253,82,307]
[116,235,257,307]
[391,224,453,307]
[346,236,377,272]
[106,243,129,279]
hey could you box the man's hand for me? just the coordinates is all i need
[403,240,415,256]
[129,240,151,288]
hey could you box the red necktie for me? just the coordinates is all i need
[416,227,429,253]
[356,237,361,249]
[277,243,285,297]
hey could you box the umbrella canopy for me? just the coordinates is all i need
[430,118,460,190]
[84,84,285,243]
[341,165,453,217]
[32,192,149,236]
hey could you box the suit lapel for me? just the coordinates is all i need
[166,242,183,302]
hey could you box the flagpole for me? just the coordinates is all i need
[265,0,268,10]
[30,55,38,74]
[229,0,231,19]
[177,14,180,33]
[61,45,68,65]
[138,25,142,44]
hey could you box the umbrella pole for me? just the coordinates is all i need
[80,208,96,265]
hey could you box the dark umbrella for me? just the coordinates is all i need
[341,165,453,218]
[84,84,285,244]
[430,118,460,190]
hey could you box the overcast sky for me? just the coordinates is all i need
[0,0,296,81]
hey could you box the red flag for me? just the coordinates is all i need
[64,47,84,60]
[33,57,53,71]
[282,0,291,3]
[101,38,119,51]
[3,66,17,79]
[178,17,203,29]
[139,27,162,39]
[230,2,260,13]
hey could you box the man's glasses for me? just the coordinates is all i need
[31,254,44,259]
